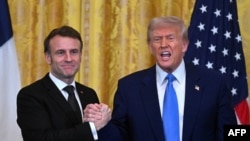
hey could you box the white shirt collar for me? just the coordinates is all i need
[156,59,186,85]
[49,72,76,91]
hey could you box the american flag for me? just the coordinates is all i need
[184,0,250,124]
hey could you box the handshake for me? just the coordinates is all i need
[83,103,111,131]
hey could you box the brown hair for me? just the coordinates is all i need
[44,25,83,54]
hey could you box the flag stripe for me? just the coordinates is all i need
[0,0,12,46]
[0,0,22,140]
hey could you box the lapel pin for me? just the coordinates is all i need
[195,85,200,91]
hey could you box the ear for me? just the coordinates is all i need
[45,53,52,64]
[148,43,154,55]
[182,40,189,53]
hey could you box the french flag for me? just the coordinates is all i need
[0,0,22,140]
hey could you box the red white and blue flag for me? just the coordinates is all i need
[0,0,22,140]
[184,0,249,124]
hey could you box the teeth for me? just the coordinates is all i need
[163,51,170,54]
[162,51,169,55]
[161,51,170,56]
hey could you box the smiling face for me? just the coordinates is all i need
[148,20,188,73]
[45,35,82,84]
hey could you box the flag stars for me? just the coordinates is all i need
[231,87,237,96]
[234,52,241,61]
[226,13,233,21]
[232,70,239,78]
[222,48,229,56]
[206,61,213,69]
[224,31,231,39]
[192,58,199,65]
[200,5,207,13]
[208,44,216,53]
[235,34,242,42]
[219,66,227,74]
[195,40,202,48]
[211,26,218,35]
[198,23,205,31]
[214,9,221,17]
[186,0,249,119]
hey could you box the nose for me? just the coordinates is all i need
[160,38,168,48]
[65,52,72,61]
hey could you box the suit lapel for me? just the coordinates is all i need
[182,64,204,141]
[76,84,92,109]
[140,66,165,141]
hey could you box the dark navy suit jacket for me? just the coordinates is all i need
[99,63,237,141]
[17,73,99,141]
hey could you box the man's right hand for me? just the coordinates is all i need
[83,103,111,131]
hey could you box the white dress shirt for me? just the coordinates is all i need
[156,59,186,141]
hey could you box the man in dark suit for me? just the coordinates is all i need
[17,26,111,141]
[84,16,237,141]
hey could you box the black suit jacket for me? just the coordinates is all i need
[98,63,237,141]
[17,73,99,141]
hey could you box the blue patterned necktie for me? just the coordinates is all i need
[162,74,179,141]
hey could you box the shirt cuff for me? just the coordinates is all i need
[89,122,98,140]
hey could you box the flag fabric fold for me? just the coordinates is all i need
[0,0,22,140]
[184,0,249,124]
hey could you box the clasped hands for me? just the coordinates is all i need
[83,103,111,131]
